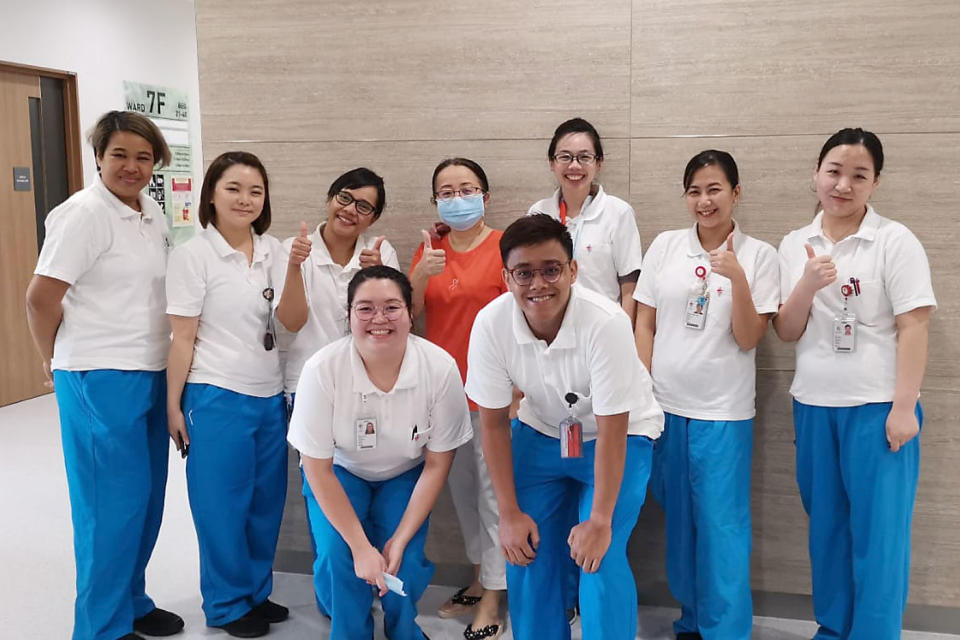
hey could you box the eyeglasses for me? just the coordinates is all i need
[352,302,408,321]
[434,186,484,201]
[552,153,597,166]
[335,190,377,216]
[506,262,569,286]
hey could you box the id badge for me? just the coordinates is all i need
[559,415,583,459]
[684,293,709,330]
[356,418,377,450]
[833,312,857,353]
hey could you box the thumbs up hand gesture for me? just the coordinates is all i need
[708,231,743,281]
[417,229,446,277]
[359,235,387,268]
[800,243,837,292]
[288,221,312,267]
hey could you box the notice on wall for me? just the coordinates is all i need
[171,176,193,227]
[124,81,195,244]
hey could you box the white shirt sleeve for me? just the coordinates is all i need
[633,233,664,307]
[612,204,644,277]
[380,238,400,270]
[465,307,515,409]
[586,311,644,416]
[777,234,799,306]
[165,245,206,317]
[883,226,937,315]
[35,203,110,285]
[271,237,293,305]
[287,359,336,459]
[425,358,473,452]
[751,241,781,314]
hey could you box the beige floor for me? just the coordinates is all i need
[2,393,957,639]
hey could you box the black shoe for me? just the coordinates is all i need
[249,599,289,623]
[676,633,703,640]
[133,608,185,636]
[215,614,269,638]
[117,635,146,640]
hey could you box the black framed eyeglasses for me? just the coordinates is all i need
[334,190,376,216]
[552,152,597,166]
[506,262,569,286]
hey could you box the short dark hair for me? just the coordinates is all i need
[682,149,740,191]
[327,168,386,220]
[198,151,272,234]
[500,214,573,266]
[88,110,171,168]
[817,128,884,176]
[431,157,490,201]
[547,117,604,161]
[347,266,414,322]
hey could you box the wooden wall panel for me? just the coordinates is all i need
[197,0,631,144]
[197,0,960,610]
[631,0,960,137]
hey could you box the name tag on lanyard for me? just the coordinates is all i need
[833,281,859,353]
[685,265,710,330]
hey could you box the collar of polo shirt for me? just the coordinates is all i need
[348,336,420,394]
[204,224,272,264]
[809,205,881,245]
[510,285,579,349]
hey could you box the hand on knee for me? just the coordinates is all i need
[567,518,612,574]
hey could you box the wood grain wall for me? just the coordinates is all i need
[196,0,960,607]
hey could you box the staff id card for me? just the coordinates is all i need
[833,311,857,353]
[356,418,377,450]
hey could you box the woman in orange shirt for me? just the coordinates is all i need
[410,158,507,640]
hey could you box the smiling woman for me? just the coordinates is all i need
[287,265,472,640]
[24,110,184,640]
[774,128,936,639]
[528,117,644,327]
[164,151,292,638]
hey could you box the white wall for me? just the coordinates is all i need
[0,0,203,191]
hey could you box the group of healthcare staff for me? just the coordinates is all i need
[25,109,934,640]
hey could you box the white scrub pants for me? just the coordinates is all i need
[447,411,506,590]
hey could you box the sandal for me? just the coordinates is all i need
[464,622,503,640]
[437,586,482,618]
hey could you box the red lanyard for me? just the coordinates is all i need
[559,199,567,226]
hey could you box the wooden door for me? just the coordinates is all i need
[0,70,50,405]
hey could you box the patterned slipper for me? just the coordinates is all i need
[463,622,503,640]
[437,587,482,619]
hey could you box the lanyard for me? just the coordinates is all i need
[558,198,588,256]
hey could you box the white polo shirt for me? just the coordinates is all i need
[166,225,284,397]
[779,206,936,407]
[287,334,473,482]
[35,176,170,371]
[634,222,779,420]
[272,223,399,394]
[465,285,663,440]
[528,186,644,303]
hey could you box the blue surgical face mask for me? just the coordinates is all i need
[437,194,485,231]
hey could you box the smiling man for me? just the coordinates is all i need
[465,214,663,640]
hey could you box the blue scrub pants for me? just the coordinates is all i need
[794,400,921,640]
[183,383,288,627]
[654,413,753,639]
[508,420,652,640]
[53,369,168,640]
[303,463,433,640]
